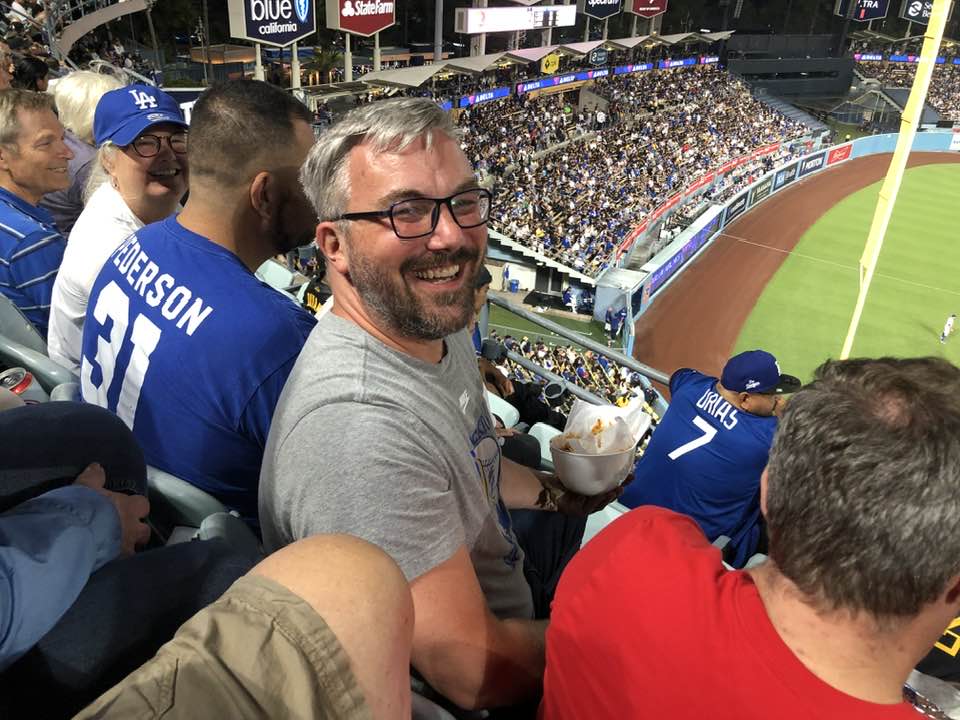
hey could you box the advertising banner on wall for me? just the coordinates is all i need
[773,163,798,191]
[324,0,394,36]
[516,68,608,94]
[951,129,960,152]
[457,86,511,108]
[798,151,826,177]
[723,192,749,226]
[577,0,622,20]
[750,176,774,205]
[834,0,891,21]
[626,0,667,17]
[229,0,316,47]
[827,143,853,165]
[899,0,954,24]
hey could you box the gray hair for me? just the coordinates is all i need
[300,97,461,222]
[765,356,960,618]
[0,89,55,146]
[83,142,118,202]
[52,71,123,145]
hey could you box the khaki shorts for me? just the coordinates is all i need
[74,575,371,720]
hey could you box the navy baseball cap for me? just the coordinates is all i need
[93,84,188,148]
[721,350,802,395]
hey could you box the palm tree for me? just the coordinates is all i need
[304,46,343,85]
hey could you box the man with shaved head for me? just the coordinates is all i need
[80,80,316,525]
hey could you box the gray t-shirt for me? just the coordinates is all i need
[259,312,534,620]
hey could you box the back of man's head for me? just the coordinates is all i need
[0,88,53,145]
[187,79,312,188]
[765,356,960,619]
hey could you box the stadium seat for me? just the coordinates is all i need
[0,294,47,355]
[147,466,261,551]
[486,390,520,429]
[582,500,629,547]
[527,421,561,470]
[198,512,263,560]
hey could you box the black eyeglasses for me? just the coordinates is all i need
[129,131,188,158]
[335,188,493,240]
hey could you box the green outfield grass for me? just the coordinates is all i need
[733,163,960,382]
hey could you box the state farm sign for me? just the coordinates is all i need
[325,0,395,37]
[627,0,667,17]
[228,0,316,47]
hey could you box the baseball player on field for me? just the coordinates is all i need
[941,314,956,344]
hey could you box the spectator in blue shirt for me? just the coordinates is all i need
[0,397,253,717]
[79,81,317,524]
[0,89,73,338]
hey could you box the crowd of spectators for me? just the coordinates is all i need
[491,329,658,415]
[465,65,807,276]
[857,60,960,120]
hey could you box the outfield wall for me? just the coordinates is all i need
[614,130,960,356]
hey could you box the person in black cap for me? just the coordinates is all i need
[620,349,801,567]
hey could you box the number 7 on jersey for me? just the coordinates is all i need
[668,416,717,460]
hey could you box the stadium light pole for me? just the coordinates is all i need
[839,0,950,360]
[434,0,443,62]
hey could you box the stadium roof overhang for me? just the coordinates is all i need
[443,52,525,73]
[554,40,608,57]
[605,35,651,50]
[359,64,452,88]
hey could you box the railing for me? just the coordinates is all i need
[488,294,671,417]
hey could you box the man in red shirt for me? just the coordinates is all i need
[541,357,960,719]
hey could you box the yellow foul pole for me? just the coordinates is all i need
[839,0,950,359]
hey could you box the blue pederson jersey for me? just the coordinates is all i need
[621,368,777,566]
[80,216,316,524]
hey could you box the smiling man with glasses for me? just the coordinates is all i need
[260,98,622,714]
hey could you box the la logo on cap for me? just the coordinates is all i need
[129,89,158,111]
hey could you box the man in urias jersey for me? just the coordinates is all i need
[620,349,800,567]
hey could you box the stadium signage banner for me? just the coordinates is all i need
[951,129,960,152]
[324,0,393,36]
[577,0,622,20]
[589,48,609,66]
[649,192,683,223]
[798,151,826,177]
[684,172,715,198]
[649,213,722,296]
[889,54,946,62]
[613,62,654,74]
[516,68,608,94]
[834,0,890,21]
[229,0,316,47]
[659,58,697,69]
[723,192,749,226]
[700,55,719,64]
[773,163,798,191]
[457,86,511,108]
[627,0,667,17]
[899,0,955,24]
[750,176,774,205]
[827,143,853,165]
[854,52,884,61]
[454,5,576,34]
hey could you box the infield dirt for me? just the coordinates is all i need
[631,152,960,393]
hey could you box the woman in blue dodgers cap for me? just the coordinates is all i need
[48,83,189,375]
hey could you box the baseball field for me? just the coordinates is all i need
[632,152,960,387]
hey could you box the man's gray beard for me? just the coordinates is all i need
[348,248,476,341]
